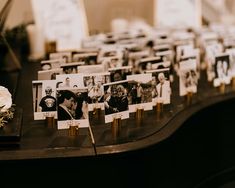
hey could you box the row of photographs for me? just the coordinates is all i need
[32,61,198,129]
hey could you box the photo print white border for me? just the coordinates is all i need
[32,80,57,120]
[83,72,111,111]
[57,87,89,129]
[56,74,84,89]
[127,73,153,112]
[179,59,198,96]
[103,80,130,123]
[146,68,171,105]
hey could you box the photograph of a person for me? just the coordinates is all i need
[109,66,132,82]
[213,54,231,87]
[72,52,98,65]
[32,80,57,120]
[41,59,62,70]
[138,56,164,73]
[38,68,63,80]
[60,62,84,74]
[57,88,89,129]
[49,52,72,63]
[127,73,153,112]
[83,73,110,111]
[179,59,198,96]
[147,68,171,105]
[103,80,129,123]
[56,74,83,89]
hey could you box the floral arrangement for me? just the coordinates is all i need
[0,86,15,128]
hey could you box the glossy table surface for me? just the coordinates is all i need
[0,60,235,160]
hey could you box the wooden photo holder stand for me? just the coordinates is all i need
[92,106,101,119]
[156,102,163,120]
[111,117,122,139]
[186,91,193,105]
[44,113,56,129]
[232,77,235,90]
[219,82,225,94]
[136,107,144,120]
[68,124,79,137]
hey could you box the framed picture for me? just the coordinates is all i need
[41,59,62,70]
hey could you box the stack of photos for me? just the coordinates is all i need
[32,80,57,120]
[127,74,153,112]
[57,88,89,129]
[103,80,129,123]
[83,72,110,111]
[179,59,198,96]
[213,54,231,87]
[146,68,171,104]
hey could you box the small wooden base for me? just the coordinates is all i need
[45,116,56,129]
[156,102,163,113]
[219,83,225,94]
[186,92,193,105]
[68,125,79,137]
[111,117,122,139]
[136,108,144,119]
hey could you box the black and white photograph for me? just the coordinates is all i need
[56,74,84,89]
[32,80,57,120]
[103,80,129,123]
[49,52,72,63]
[72,52,98,65]
[138,57,169,73]
[179,59,198,96]
[77,64,105,74]
[38,68,63,80]
[213,54,231,87]
[41,59,62,70]
[127,73,153,112]
[83,72,110,111]
[146,68,171,105]
[57,88,89,129]
[101,56,123,70]
[60,62,84,74]
[109,66,132,82]
[226,48,235,77]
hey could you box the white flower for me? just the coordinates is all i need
[0,86,12,112]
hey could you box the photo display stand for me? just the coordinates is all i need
[111,115,122,140]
